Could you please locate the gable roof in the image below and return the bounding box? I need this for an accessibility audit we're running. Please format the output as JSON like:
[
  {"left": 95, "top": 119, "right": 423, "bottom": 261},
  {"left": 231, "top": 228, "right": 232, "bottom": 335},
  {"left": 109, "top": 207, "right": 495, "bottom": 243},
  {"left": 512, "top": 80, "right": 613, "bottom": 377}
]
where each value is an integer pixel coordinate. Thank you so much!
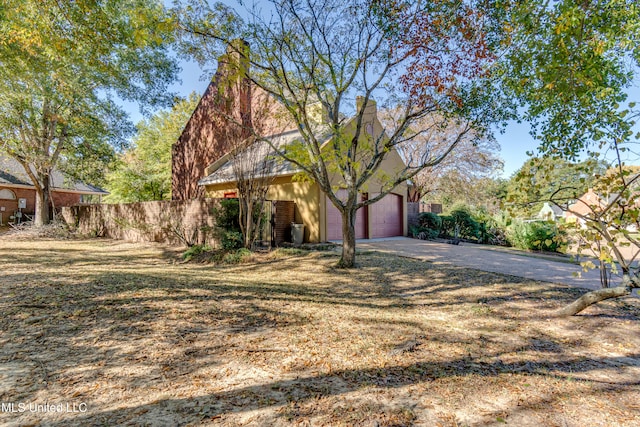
[
  {"left": 198, "top": 127, "right": 332, "bottom": 186},
  {"left": 0, "top": 155, "right": 108, "bottom": 195}
]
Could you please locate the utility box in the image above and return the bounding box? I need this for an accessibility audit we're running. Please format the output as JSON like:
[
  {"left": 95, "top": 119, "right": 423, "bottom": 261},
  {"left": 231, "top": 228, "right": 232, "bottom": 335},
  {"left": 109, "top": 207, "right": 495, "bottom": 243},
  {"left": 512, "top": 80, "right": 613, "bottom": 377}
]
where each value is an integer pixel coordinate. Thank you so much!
[
  {"left": 291, "top": 223, "right": 305, "bottom": 245},
  {"left": 18, "top": 198, "right": 27, "bottom": 209}
]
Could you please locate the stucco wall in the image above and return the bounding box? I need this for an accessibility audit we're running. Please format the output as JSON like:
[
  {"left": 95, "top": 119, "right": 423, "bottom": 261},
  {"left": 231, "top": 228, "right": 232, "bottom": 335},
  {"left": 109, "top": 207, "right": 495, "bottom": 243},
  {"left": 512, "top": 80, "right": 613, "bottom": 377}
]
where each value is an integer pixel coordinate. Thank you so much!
[{"left": 61, "top": 199, "right": 220, "bottom": 246}]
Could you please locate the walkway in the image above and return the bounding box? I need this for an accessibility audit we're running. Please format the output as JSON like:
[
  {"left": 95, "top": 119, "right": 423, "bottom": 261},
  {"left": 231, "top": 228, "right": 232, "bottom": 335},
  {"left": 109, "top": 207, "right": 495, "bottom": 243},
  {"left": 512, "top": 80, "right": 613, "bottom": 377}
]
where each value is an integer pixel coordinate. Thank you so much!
[{"left": 357, "top": 237, "right": 636, "bottom": 293}]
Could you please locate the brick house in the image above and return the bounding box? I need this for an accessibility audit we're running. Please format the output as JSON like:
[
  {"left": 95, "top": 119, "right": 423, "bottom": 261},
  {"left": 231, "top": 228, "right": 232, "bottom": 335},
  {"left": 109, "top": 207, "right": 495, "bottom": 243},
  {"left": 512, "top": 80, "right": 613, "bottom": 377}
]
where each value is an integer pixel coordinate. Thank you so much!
[
  {"left": 199, "top": 98, "right": 408, "bottom": 243},
  {"left": 171, "top": 40, "right": 295, "bottom": 201},
  {"left": 171, "top": 43, "right": 407, "bottom": 243},
  {"left": 0, "top": 155, "right": 107, "bottom": 225}
]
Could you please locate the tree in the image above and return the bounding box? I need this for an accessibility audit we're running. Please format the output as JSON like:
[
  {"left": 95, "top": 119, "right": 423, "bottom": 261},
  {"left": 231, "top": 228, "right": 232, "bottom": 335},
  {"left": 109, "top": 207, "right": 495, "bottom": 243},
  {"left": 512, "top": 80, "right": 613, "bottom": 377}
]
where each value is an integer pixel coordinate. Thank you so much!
[
  {"left": 0, "top": 0, "right": 179, "bottom": 225},
  {"left": 382, "top": 112, "right": 503, "bottom": 204},
  {"left": 228, "top": 138, "right": 273, "bottom": 249},
  {"left": 500, "top": 0, "right": 640, "bottom": 313},
  {"left": 176, "top": 0, "right": 510, "bottom": 267},
  {"left": 433, "top": 173, "right": 506, "bottom": 214},
  {"left": 505, "top": 156, "right": 606, "bottom": 218},
  {"left": 105, "top": 94, "right": 200, "bottom": 203}
]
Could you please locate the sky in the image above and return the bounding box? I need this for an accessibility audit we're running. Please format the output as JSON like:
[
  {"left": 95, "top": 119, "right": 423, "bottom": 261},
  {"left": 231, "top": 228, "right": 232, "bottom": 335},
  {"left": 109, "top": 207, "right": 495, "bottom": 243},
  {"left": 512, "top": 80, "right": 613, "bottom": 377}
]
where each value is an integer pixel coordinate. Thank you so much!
[{"left": 124, "top": 56, "right": 540, "bottom": 179}]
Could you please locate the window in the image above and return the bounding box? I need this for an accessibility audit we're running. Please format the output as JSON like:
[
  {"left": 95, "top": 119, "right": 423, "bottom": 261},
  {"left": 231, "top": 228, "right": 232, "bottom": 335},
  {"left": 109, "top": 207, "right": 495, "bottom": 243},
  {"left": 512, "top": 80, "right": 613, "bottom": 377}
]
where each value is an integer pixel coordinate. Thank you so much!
[{"left": 0, "top": 189, "right": 16, "bottom": 200}]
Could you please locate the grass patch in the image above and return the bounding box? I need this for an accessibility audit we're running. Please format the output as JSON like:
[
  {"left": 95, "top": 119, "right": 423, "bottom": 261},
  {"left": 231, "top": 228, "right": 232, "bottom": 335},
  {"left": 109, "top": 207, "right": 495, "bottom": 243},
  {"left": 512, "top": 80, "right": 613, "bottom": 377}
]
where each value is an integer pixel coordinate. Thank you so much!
[{"left": 0, "top": 237, "right": 638, "bottom": 427}]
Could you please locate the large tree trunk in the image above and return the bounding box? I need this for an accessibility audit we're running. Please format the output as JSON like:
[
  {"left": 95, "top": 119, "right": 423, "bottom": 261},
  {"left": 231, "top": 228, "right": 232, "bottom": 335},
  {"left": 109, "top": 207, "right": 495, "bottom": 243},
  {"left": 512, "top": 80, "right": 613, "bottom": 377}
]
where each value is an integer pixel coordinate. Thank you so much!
[
  {"left": 338, "top": 207, "right": 357, "bottom": 268},
  {"left": 554, "top": 286, "right": 631, "bottom": 317},
  {"left": 33, "top": 178, "right": 51, "bottom": 227}
]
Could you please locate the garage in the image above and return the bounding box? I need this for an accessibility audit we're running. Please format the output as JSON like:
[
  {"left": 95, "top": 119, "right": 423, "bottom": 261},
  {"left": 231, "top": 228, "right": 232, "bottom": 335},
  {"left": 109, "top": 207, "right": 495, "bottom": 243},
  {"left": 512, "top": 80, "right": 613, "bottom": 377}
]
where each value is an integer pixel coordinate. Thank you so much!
[
  {"left": 326, "top": 191, "right": 367, "bottom": 240},
  {"left": 326, "top": 191, "right": 404, "bottom": 240},
  {"left": 370, "top": 192, "right": 403, "bottom": 238}
]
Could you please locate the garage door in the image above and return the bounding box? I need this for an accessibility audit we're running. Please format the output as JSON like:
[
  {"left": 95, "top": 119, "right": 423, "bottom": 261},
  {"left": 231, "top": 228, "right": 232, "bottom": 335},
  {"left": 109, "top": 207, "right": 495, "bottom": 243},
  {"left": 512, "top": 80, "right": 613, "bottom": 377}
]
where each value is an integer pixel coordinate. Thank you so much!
[
  {"left": 370, "top": 193, "right": 403, "bottom": 238},
  {"left": 326, "top": 191, "right": 366, "bottom": 241}
]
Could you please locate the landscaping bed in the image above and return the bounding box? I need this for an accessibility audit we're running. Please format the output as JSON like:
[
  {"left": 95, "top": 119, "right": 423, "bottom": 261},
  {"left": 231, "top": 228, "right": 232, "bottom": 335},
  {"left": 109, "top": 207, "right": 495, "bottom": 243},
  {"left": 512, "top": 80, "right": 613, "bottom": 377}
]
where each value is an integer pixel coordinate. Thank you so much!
[{"left": 0, "top": 237, "right": 638, "bottom": 426}]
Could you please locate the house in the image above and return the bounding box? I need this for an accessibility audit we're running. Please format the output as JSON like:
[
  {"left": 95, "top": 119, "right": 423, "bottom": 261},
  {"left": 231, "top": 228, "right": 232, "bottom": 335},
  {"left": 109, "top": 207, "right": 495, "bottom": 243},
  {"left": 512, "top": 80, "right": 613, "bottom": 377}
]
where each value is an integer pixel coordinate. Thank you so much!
[
  {"left": 564, "top": 187, "right": 640, "bottom": 232},
  {"left": 198, "top": 98, "right": 408, "bottom": 243},
  {"left": 171, "top": 40, "right": 293, "bottom": 201},
  {"left": 0, "top": 155, "right": 107, "bottom": 225},
  {"left": 172, "top": 42, "right": 407, "bottom": 244},
  {"left": 537, "top": 202, "right": 564, "bottom": 221}
]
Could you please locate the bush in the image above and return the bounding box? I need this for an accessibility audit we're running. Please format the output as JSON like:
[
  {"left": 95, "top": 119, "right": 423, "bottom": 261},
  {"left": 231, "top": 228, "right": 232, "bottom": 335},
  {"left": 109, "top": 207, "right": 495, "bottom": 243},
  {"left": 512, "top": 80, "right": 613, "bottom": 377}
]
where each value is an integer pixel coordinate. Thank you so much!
[
  {"left": 182, "top": 244, "right": 212, "bottom": 262},
  {"left": 485, "top": 223, "right": 510, "bottom": 246},
  {"left": 439, "top": 215, "right": 454, "bottom": 238},
  {"left": 410, "top": 212, "right": 441, "bottom": 240},
  {"left": 222, "top": 248, "right": 253, "bottom": 264},
  {"left": 418, "top": 212, "right": 442, "bottom": 230},
  {"left": 213, "top": 198, "right": 240, "bottom": 231},
  {"left": 439, "top": 208, "right": 480, "bottom": 240},
  {"left": 220, "top": 230, "right": 243, "bottom": 250},
  {"left": 477, "top": 215, "right": 511, "bottom": 246},
  {"left": 507, "top": 221, "right": 563, "bottom": 252},
  {"left": 450, "top": 208, "right": 480, "bottom": 240},
  {"left": 212, "top": 199, "right": 243, "bottom": 249}
]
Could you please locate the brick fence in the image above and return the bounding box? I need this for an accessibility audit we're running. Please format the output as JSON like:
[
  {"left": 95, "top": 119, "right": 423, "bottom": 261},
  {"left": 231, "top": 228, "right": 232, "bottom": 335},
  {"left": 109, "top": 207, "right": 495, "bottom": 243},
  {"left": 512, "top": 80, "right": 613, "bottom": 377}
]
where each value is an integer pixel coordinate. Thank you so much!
[
  {"left": 407, "top": 202, "right": 420, "bottom": 228},
  {"left": 60, "top": 199, "right": 221, "bottom": 246}
]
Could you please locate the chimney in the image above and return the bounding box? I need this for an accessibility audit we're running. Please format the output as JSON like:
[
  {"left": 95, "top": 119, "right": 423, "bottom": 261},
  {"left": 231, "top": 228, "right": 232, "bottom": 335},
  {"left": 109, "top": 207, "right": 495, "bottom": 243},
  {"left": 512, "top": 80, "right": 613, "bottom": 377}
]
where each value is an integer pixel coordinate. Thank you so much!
[
  {"left": 307, "top": 95, "right": 330, "bottom": 126},
  {"left": 356, "top": 96, "right": 377, "bottom": 114}
]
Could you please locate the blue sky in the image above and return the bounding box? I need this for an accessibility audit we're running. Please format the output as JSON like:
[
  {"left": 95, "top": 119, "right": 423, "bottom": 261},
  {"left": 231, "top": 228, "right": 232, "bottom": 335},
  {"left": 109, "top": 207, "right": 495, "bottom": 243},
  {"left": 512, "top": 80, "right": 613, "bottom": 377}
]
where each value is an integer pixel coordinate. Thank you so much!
[{"left": 124, "top": 57, "right": 540, "bottom": 179}]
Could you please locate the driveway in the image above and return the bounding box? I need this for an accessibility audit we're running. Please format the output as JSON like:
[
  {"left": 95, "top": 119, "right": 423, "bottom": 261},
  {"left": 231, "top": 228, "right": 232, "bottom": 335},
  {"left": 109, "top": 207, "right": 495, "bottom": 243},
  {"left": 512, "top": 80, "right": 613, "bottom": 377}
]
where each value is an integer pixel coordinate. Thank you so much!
[{"left": 357, "top": 237, "right": 637, "bottom": 293}]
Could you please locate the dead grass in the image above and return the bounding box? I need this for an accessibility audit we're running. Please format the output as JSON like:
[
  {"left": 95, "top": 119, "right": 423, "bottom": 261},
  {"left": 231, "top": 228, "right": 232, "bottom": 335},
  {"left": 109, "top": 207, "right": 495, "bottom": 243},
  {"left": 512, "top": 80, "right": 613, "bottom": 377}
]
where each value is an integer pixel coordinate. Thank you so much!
[{"left": 0, "top": 237, "right": 638, "bottom": 427}]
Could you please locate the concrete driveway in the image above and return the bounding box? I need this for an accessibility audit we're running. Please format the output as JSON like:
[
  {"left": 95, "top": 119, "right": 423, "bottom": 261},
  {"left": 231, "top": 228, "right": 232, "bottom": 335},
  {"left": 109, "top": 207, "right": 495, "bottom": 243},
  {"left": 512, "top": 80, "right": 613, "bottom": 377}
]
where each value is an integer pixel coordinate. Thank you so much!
[{"left": 357, "top": 237, "right": 635, "bottom": 292}]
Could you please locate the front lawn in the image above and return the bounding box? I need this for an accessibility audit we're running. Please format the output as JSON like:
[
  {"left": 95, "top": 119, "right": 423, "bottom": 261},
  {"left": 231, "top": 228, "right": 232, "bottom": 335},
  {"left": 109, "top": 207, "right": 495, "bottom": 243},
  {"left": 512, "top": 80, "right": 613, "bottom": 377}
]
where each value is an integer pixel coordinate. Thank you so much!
[{"left": 0, "top": 237, "right": 638, "bottom": 426}]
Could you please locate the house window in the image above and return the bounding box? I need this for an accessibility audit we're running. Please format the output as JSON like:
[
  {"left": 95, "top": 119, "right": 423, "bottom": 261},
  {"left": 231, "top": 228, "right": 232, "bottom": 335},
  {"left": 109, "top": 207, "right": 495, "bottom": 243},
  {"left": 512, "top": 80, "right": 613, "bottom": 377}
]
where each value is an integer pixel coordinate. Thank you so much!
[
  {"left": 224, "top": 191, "right": 237, "bottom": 198},
  {"left": 0, "top": 189, "right": 16, "bottom": 200}
]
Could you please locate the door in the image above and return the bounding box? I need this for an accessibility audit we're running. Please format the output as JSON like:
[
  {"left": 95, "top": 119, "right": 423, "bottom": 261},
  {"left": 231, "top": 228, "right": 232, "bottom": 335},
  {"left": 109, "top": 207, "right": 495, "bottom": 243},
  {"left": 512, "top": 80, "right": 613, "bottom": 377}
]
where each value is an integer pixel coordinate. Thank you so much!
[
  {"left": 326, "top": 191, "right": 367, "bottom": 241},
  {"left": 370, "top": 193, "right": 403, "bottom": 238}
]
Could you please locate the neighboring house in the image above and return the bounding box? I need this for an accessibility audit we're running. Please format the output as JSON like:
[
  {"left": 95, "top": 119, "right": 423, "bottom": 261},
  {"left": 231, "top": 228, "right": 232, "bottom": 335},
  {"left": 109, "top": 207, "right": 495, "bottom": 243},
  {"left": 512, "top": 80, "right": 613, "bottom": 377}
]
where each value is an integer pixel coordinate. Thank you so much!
[
  {"left": 564, "top": 187, "right": 639, "bottom": 232},
  {"left": 564, "top": 188, "right": 611, "bottom": 226},
  {"left": 198, "top": 99, "right": 408, "bottom": 243},
  {"left": 537, "top": 202, "right": 565, "bottom": 221},
  {"left": 0, "top": 155, "right": 107, "bottom": 225}
]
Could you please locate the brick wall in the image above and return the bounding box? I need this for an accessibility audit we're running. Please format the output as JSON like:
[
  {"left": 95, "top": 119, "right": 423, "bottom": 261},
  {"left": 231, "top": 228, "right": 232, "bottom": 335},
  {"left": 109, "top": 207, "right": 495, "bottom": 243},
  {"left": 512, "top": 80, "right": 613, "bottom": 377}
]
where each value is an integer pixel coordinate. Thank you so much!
[
  {"left": 61, "top": 199, "right": 221, "bottom": 246},
  {"left": 273, "top": 200, "right": 295, "bottom": 245},
  {"left": 52, "top": 192, "right": 82, "bottom": 208},
  {"left": 171, "top": 42, "right": 295, "bottom": 201},
  {"left": 171, "top": 43, "right": 252, "bottom": 201},
  {"left": 407, "top": 202, "right": 420, "bottom": 228}
]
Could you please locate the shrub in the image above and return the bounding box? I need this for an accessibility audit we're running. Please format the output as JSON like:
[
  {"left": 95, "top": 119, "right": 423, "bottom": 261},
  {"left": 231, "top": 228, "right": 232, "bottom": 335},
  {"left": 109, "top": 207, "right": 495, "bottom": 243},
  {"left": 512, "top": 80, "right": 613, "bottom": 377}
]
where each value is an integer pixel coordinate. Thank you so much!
[
  {"left": 439, "top": 208, "right": 480, "bottom": 240},
  {"left": 213, "top": 198, "right": 240, "bottom": 231},
  {"left": 222, "top": 248, "right": 253, "bottom": 264},
  {"left": 220, "top": 230, "right": 243, "bottom": 250},
  {"left": 485, "top": 223, "right": 510, "bottom": 246},
  {"left": 439, "top": 215, "right": 454, "bottom": 238},
  {"left": 479, "top": 215, "right": 511, "bottom": 246},
  {"left": 450, "top": 208, "right": 480, "bottom": 240},
  {"left": 182, "top": 244, "right": 212, "bottom": 261},
  {"left": 212, "top": 199, "right": 243, "bottom": 249},
  {"left": 410, "top": 213, "right": 440, "bottom": 240},
  {"left": 418, "top": 212, "right": 442, "bottom": 230},
  {"left": 507, "top": 220, "right": 563, "bottom": 252}
]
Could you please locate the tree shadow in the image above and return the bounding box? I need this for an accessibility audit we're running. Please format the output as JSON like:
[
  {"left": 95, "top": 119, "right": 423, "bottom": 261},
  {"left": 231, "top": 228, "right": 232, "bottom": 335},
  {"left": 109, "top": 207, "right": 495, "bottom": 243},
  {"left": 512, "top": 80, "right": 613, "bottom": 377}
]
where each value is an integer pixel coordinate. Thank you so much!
[{"left": 1, "top": 241, "right": 638, "bottom": 426}]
